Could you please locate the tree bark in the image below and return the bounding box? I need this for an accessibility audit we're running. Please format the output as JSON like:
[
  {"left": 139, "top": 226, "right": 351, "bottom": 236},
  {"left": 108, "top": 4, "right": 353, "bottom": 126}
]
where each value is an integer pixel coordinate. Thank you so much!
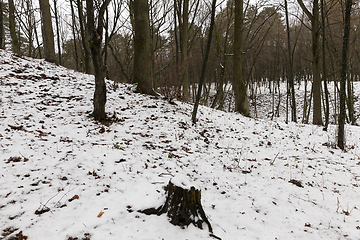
[
  {"left": 192, "top": 0, "right": 216, "bottom": 124},
  {"left": 77, "top": 0, "right": 91, "bottom": 73},
  {"left": 321, "top": 0, "right": 329, "bottom": 130},
  {"left": 39, "top": 0, "right": 57, "bottom": 63},
  {"left": 285, "top": 0, "right": 296, "bottom": 122},
  {"left": 70, "top": 0, "right": 79, "bottom": 71},
  {"left": 53, "top": 0, "right": 62, "bottom": 65},
  {"left": 338, "top": 0, "right": 352, "bottom": 149},
  {"left": 132, "top": 0, "right": 156, "bottom": 95},
  {"left": 9, "top": 0, "right": 21, "bottom": 54},
  {"left": 297, "top": 0, "right": 322, "bottom": 125},
  {"left": 233, "top": 0, "right": 250, "bottom": 116},
  {"left": 86, "top": 0, "right": 111, "bottom": 121},
  {"left": 181, "top": 0, "right": 190, "bottom": 101},
  {"left": 0, "top": 0, "right": 3, "bottom": 49}
]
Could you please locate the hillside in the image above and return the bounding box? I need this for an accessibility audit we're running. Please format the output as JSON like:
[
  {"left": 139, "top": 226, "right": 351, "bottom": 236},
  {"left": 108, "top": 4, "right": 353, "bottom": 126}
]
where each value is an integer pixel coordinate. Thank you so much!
[{"left": 0, "top": 50, "right": 360, "bottom": 240}]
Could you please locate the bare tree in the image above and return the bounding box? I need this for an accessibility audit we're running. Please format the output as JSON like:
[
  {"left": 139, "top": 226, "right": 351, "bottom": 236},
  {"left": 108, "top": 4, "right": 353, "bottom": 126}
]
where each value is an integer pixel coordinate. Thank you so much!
[
  {"left": 69, "top": 0, "right": 79, "bottom": 70},
  {"left": 297, "top": 0, "right": 322, "bottom": 125},
  {"left": 9, "top": 0, "right": 21, "bottom": 54},
  {"left": 39, "top": 0, "right": 57, "bottom": 63},
  {"left": 132, "top": 0, "right": 156, "bottom": 95},
  {"left": 192, "top": 0, "right": 216, "bottom": 124},
  {"left": 338, "top": 0, "right": 352, "bottom": 149},
  {"left": 86, "top": 0, "right": 111, "bottom": 121},
  {"left": 284, "top": 0, "right": 296, "bottom": 122},
  {"left": 77, "top": 0, "right": 91, "bottom": 73},
  {"left": 0, "top": 0, "right": 3, "bottom": 49},
  {"left": 53, "top": 0, "right": 62, "bottom": 65},
  {"left": 233, "top": 0, "right": 250, "bottom": 116}
]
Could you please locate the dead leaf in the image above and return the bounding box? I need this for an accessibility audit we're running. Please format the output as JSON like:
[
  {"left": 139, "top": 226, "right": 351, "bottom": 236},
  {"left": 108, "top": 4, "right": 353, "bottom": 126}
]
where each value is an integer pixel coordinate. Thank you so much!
[{"left": 97, "top": 211, "right": 104, "bottom": 218}]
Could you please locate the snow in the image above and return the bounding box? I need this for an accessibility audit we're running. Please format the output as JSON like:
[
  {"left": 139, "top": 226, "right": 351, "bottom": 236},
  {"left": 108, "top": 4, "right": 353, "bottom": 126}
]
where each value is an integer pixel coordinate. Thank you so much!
[{"left": 0, "top": 49, "right": 360, "bottom": 240}]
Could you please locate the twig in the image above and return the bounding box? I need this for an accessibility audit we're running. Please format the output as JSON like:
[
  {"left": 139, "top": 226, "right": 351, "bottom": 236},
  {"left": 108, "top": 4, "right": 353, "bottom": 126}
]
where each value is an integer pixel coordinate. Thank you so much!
[{"left": 270, "top": 152, "right": 280, "bottom": 165}]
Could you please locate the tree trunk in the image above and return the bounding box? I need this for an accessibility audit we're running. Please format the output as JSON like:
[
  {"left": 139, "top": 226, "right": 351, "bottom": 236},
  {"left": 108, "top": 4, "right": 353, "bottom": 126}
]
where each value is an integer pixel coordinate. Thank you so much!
[
  {"left": 211, "top": 5, "right": 232, "bottom": 110},
  {"left": 0, "top": 0, "right": 3, "bottom": 49},
  {"left": 39, "top": 0, "right": 57, "bottom": 63},
  {"left": 181, "top": 0, "right": 190, "bottom": 101},
  {"left": 70, "top": 0, "right": 79, "bottom": 71},
  {"left": 86, "top": 0, "right": 111, "bottom": 121},
  {"left": 77, "top": 0, "right": 91, "bottom": 73},
  {"left": 233, "top": 0, "right": 250, "bottom": 116},
  {"left": 311, "top": 0, "right": 322, "bottom": 126},
  {"left": 321, "top": 0, "right": 329, "bottom": 130},
  {"left": 192, "top": 0, "right": 216, "bottom": 124},
  {"left": 297, "top": 0, "right": 322, "bottom": 125},
  {"left": 132, "top": 0, "right": 155, "bottom": 95},
  {"left": 53, "top": 0, "right": 62, "bottom": 65},
  {"left": 347, "top": 72, "right": 354, "bottom": 124},
  {"left": 285, "top": 0, "right": 296, "bottom": 122},
  {"left": 338, "top": 0, "right": 352, "bottom": 149},
  {"left": 9, "top": 0, "right": 21, "bottom": 54},
  {"left": 26, "top": 0, "right": 34, "bottom": 57}
]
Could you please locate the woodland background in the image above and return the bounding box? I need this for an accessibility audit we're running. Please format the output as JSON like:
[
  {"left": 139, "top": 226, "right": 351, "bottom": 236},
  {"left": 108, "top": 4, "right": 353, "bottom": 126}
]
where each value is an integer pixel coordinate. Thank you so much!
[{"left": 0, "top": 0, "right": 359, "bottom": 145}]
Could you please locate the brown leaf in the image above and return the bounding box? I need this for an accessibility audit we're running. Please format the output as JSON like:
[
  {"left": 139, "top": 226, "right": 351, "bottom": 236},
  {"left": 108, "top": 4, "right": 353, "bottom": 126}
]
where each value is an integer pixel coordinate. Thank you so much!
[{"left": 97, "top": 211, "right": 104, "bottom": 218}]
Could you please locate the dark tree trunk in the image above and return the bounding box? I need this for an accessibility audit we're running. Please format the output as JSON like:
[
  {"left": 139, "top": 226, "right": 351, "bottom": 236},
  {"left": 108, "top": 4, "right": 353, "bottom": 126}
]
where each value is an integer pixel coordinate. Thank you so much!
[
  {"left": 70, "top": 0, "right": 79, "bottom": 71},
  {"left": 192, "top": 0, "right": 216, "bottom": 124},
  {"left": 211, "top": 4, "right": 232, "bottom": 110},
  {"left": 321, "top": 0, "right": 329, "bottom": 130},
  {"left": 77, "top": 0, "right": 91, "bottom": 73},
  {"left": 0, "top": 0, "right": 3, "bottom": 49},
  {"left": 233, "top": 0, "right": 250, "bottom": 116},
  {"left": 53, "top": 0, "right": 62, "bottom": 65},
  {"left": 139, "top": 180, "right": 213, "bottom": 233},
  {"left": 9, "top": 0, "right": 21, "bottom": 54},
  {"left": 132, "top": 0, "right": 155, "bottom": 95},
  {"left": 311, "top": 0, "right": 322, "bottom": 126},
  {"left": 181, "top": 0, "right": 190, "bottom": 101},
  {"left": 347, "top": 72, "right": 354, "bottom": 124},
  {"left": 297, "top": 0, "right": 322, "bottom": 125},
  {"left": 285, "top": 0, "right": 296, "bottom": 122},
  {"left": 86, "top": 0, "right": 111, "bottom": 121},
  {"left": 39, "top": 0, "right": 57, "bottom": 63},
  {"left": 338, "top": 0, "right": 352, "bottom": 149}
]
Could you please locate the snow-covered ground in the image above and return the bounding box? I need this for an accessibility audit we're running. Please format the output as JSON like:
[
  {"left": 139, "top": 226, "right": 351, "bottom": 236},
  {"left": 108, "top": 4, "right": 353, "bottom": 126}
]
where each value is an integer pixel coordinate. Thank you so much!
[{"left": 1, "top": 49, "right": 360, "bottom": 240}]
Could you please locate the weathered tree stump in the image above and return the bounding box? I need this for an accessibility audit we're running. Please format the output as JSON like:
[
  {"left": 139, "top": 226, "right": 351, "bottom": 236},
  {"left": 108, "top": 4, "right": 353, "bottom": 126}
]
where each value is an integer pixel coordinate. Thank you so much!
[{"left": 139, "top": 179, "right": 213, "bottom": 232}]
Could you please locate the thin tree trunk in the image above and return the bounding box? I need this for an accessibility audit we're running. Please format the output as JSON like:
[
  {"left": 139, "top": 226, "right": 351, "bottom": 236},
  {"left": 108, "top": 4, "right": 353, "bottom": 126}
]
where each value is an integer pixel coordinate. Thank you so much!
[
  {"left": 77, "top": 0, "right": 91, "bottom": 73},
  {"left": 297, "top": 0, "right": 322, "bottom": 125},
  {"left": 53, "top": 0, "right": 62, "bottom": 65},
  {"left": 9, "top": 0, "right": 21, "bottom": 54},
  {"left": 285, "top": 0, "right": 296, "bottom": 122},
  {"left": 0, "top": 0, "right": 3, "bottom": 49},
  {"left": 321, "top": 0, "right": 329, "bottom": 130},
  {"left": 104, "top": 8, "right": 109, "bottom": 79},
  {"left": 70, "top": 0, "right": 79, "bottom": 71},
  {"left": 26, "top": 0, "right": 34, "bottom": 57},
  {"left": 192, "top": 0, "right": 216, "bottom": 124},
  {"left": 338, "top": 0, "right": 352, "bottom": 149},
  {"left": 33, "top": 11, "right": 42, "bottom": 58},
  {"left": 347, "top": 71, "right": 354, "bottom": 124},
  {"left": 86, "top": 0, "right": 111, "bottom": 121},
  {"left": 181, "top": 0, "right": 190, "bottom": 101}
]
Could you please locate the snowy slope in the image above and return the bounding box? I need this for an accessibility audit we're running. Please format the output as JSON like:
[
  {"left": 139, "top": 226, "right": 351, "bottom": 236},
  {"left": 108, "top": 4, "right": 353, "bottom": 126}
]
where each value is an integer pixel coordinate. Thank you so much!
[{"left": 0, "top": 49, "right": 360, "bottom": 240}]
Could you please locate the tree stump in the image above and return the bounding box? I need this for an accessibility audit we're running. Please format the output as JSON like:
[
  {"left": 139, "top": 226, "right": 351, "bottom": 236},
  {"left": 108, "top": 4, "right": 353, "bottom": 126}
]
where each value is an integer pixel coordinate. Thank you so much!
[{"left": 139, "top": 179, "right": 213, "bottom": 232}]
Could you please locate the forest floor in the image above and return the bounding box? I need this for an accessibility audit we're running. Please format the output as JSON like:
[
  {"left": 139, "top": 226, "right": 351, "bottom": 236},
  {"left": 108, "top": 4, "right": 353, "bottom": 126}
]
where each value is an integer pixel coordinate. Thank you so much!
[{"left": 1, "top": 49, "right": 360, "bottom": 240}]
